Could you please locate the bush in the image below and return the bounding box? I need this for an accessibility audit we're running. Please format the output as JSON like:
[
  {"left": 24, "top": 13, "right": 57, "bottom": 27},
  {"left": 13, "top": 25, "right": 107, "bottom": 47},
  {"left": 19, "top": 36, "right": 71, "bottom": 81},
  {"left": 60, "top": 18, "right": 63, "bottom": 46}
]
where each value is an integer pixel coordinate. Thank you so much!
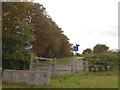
[
  {"left": 2, "top": 59, "right": 30, "bottom": 70},
  {"left": 83, "top": 51, "right": 118, "bottom": 72}
]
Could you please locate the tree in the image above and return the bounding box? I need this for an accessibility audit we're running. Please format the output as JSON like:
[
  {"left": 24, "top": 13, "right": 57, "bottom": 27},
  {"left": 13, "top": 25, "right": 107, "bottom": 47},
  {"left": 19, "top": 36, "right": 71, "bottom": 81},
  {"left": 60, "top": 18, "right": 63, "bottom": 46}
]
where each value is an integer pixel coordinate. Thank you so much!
[
  {"left": 2, "top": 2, "right": 72, "bottom": 70},
  {"left": 31, "top": 3, "right": 71, "bottom": 58},
  {"left": 83, "top": 44, "right": 117, "bottom": 71},
  {"left": 93, "top": 44, "right": 109, "bottom": 54},
  {"left": 82, "top": 48, "right": 92, "bottom": 55},
  {"left": 2, "top": 2, "right": 35, "bottom": 69}
]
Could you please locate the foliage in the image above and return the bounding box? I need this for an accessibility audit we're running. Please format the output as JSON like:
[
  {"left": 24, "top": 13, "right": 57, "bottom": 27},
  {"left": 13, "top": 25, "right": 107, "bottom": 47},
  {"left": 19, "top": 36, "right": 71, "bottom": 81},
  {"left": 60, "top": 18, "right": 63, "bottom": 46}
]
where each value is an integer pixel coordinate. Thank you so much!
[
  {"left": 82, "top": 48, "right": 92, "bottom": 55},
  {"left": 2, "top": 2, "right": 35, "bottom": 58},
  {"left": 93, "top": 44, "right": 109, "bottom": 54},
  {"left": 31, "top": 3, "right": 71, "bottom": 58},
  {"left": 82, "top": 44, "right": 118, "bottom": 71},
  {"left": 3, "top": 59, "right": 29, "bottom": 70},
  {"left": 2, "top": 2, "right": 35, "bottom": 69},
  {"left": 2, "top": 2, "right": 72, "bottom": 70}
]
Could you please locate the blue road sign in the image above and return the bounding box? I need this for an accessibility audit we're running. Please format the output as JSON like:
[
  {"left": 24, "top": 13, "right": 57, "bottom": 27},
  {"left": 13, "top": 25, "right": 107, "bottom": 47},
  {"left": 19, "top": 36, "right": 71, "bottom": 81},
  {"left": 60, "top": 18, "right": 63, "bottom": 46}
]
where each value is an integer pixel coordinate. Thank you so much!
[
  {"left": 25, "top": 45, "right": 33, "bottom": 50},
  {"left": 72, "top": 44, "right": 80, "bottom": 51},
  {"left": 73, "top": 46, "right": 78, "bottom": 51}
]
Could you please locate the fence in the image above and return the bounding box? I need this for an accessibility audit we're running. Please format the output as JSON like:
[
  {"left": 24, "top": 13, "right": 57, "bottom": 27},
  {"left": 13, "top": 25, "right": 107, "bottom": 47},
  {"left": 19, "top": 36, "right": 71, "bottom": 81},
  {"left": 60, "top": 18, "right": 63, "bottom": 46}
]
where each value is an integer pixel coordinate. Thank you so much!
[
  {"left": 2, "top": 57, "right": 88, "bottom": 86},
  {"left": 33, "top": 57, "right": 87, "bottom": 76}
]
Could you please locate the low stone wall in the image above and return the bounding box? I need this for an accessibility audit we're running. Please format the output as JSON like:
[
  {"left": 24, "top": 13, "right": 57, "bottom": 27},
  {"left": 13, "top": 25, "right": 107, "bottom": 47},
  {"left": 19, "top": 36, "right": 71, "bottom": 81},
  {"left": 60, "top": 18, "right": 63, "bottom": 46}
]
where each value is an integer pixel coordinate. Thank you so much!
[{"left": 3, "top": 69, "right": 50, "bottom": 85}]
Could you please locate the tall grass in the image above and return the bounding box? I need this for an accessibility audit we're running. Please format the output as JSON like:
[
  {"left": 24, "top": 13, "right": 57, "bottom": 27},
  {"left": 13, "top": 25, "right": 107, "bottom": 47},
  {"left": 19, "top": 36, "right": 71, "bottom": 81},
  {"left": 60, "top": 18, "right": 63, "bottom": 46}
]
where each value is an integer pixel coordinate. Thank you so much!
[{"left": 49, "top": 70, "right": 118, "bottom": 88}]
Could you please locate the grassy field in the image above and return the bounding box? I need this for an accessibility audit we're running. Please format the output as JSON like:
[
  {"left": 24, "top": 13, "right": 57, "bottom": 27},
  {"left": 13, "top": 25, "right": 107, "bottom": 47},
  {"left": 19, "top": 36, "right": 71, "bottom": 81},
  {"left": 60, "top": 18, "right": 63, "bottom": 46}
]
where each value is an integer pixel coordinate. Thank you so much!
[
  {"left": 35, "top": 57, "right": 75, "bottom": 65},
  {"left": 2, "top": 71, "right": 118, "bottom": 88},
  {"left": 49, "top": 71, "right": 118, "bottom": 88}
]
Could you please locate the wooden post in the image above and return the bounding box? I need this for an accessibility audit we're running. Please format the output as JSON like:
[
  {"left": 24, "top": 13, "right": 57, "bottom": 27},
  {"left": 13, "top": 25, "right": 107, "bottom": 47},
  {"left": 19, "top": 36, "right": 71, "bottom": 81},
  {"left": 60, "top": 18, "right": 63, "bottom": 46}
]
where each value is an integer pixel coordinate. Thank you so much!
[
  {"left": 71, "top": 58, "right": 75, "bottom": 75},
  {"left": 29, "top": 53, "right": 34, "bottom": 70},
  {"left": 74, "top": 52, "right": 77, "bottom": 73},
  {"left": 71, "top": 65, "right": 74, "bottom": 75},
  {"left": 75, "top": 58, "right": 77, "bottom": 73},
  {"left": 52, "top": 58, "right": 56, "bottom": 77},
  {"left": 86, "top": 60, "right": 89, "bottom": 72}
]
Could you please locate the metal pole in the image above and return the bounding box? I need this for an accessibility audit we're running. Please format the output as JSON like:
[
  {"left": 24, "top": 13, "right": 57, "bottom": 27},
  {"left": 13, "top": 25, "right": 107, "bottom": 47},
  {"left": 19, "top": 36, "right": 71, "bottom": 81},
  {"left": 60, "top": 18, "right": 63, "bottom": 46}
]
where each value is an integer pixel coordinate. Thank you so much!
[{"left": 75, "top": 51, "right": 77, "bottom": 72}]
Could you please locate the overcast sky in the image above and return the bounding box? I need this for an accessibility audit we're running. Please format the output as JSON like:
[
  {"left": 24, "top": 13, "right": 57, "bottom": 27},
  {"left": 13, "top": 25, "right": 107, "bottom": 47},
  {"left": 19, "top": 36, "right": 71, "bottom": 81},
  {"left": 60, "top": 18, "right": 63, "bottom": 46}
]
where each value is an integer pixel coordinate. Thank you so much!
[{"left": 34, "top": 0, "right": 119, "bottom": 53}]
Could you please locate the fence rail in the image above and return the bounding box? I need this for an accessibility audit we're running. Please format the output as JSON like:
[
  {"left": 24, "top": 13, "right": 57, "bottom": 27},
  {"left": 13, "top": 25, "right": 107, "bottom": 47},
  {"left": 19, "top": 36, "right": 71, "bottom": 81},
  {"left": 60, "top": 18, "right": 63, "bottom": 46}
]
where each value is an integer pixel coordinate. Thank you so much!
[{"left": 33, "top": 57, "right": 88, "bottom": 76}]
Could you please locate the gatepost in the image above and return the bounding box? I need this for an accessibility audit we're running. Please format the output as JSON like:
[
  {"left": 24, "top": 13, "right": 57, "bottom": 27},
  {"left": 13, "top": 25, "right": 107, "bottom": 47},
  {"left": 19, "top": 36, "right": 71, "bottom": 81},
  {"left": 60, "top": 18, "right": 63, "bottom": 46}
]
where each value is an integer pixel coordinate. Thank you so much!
[{"left": 52, "top": 58, "right": 56, "bottom": 77}]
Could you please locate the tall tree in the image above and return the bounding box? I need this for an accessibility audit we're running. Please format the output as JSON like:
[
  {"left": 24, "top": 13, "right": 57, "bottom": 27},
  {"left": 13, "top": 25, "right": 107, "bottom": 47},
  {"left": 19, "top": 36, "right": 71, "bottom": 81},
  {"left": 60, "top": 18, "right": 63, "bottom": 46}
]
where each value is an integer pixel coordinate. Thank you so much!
[
  {"left": 2, "top": 2, "right": 35, "bottom": 69},
  {"left": 82, "top": 48, "right": 92, "bottom": 55},
  {"left": 31, "top": 3, "right": 71, "bottom": 58},
  {"left": 2, "top": 2, "right": 72, "bottom": 70},
  {"left": 93, "top": 44, "right": 109, "bottom": 54}
]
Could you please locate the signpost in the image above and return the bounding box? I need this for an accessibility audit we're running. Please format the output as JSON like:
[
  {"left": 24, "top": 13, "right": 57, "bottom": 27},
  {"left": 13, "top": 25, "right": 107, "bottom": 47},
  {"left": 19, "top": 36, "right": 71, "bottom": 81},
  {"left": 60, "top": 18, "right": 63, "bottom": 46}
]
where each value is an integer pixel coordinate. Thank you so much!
[
  {"left": 73, "top": 46, "right": 78, "bottom": 51},
  {"left": 25, "top": 45, "right": 33, "bottom": 50},
  {"left": 72, "top": 44, "right": 80, "bottom": 54},
  {"left": 25, "top": 45, "right": 33, "bottom": 70},
  {"left": 72, "top": 44, "right": 80, "bottom": 72}
]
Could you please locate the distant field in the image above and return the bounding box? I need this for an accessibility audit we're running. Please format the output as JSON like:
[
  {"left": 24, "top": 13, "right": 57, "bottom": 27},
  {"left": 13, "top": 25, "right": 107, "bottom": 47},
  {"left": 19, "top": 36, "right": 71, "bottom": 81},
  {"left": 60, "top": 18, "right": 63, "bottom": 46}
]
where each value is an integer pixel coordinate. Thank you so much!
[
  {"left": 2, "top": 71, "right": 118, "bottom": 88},
  {"left": 35, "top": 57, "right": 75, "bottom": 65}
]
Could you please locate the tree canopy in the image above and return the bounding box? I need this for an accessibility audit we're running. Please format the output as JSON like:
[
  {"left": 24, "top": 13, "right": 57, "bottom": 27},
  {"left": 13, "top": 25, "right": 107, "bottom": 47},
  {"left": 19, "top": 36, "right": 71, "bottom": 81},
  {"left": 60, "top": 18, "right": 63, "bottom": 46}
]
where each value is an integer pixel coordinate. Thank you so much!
[
  {"left": 82, "top": 44, "right": 118, "bottom": 71},
  {"left": 2, "top": 2, "right": 72, "bottom": 69},
  {"left": 82, "top": 48, "right": 92, "bottom": 55},
  {"left": 2, "top": 2, "right": 35, "bottom": 60},
  {"left": 93, "top": 44, "right": 109, "bottom": 54}
]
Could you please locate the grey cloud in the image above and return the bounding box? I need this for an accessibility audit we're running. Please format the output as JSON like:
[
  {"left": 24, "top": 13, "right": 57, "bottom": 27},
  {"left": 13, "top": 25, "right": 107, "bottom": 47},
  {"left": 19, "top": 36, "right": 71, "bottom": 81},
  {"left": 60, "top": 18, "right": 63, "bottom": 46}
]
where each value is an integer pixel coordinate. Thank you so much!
[
  {"left": 86, "top": 28, "right": 100, "bottom": 35},
  {"left": 86, "top": 27, "right": 118, "bottom": 37},
  {"left": 99, "top": 27, "right": 118, "bottom": 37}
]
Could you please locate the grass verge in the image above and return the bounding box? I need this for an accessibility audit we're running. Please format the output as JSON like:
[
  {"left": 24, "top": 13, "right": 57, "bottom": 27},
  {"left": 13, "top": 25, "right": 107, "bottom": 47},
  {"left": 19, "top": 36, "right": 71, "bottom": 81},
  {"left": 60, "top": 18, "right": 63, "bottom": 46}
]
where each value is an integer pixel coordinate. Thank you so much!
[{"left": 2, "top": 71, "right": 118, "bottom": 88}]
